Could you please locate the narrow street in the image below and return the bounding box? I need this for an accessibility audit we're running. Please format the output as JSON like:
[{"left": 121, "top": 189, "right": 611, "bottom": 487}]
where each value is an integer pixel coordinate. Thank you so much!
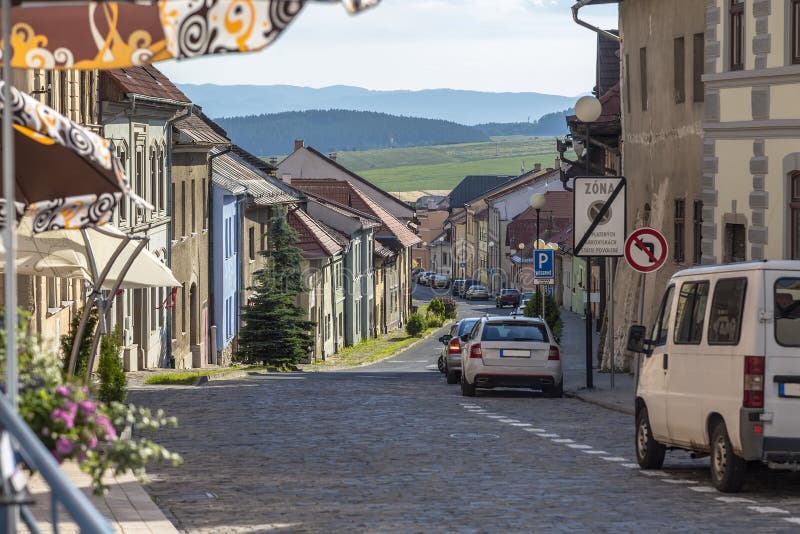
[{"left": 129, "top": 286, "right": 800, "bottom": 533}]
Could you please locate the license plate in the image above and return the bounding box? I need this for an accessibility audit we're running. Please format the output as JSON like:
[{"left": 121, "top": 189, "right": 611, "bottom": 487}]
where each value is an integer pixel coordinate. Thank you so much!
[
  {"left": 780, "top": 383, "right": 800, "bottom": 398},
  {"left": 500, "top": 349, "right": 530, "bottom": 358}
]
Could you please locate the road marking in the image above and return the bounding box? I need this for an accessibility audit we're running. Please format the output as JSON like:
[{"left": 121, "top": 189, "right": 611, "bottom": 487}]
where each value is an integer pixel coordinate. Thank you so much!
[
  {"left": 510, "top": 423, "right": 531, "bottom": 427},
  {"left": 662, "top": 479, "right": 697, "bottom": 484},
  {"left": 621, "top": 463, "right": 639, "bottom": 469},
  {"left": 582, "top": 450, "right": 609, "bottom": 455},
  {"left": 601, "top": 457, "right": 628, "bottom": 462},
  {"left": 486, "top": 415, "right": 505, "bottom": 419},
  {"left": 639, "top": 471, "right": 670, "bottom": 477},
  {"left": 716, "top": 497, "right": 757, "bottom": 504},
  {"left": 748, "top": 506, "right": 789, "bottom": 514},
  {"left": 784, "top": 518, "right": 800, "bottom": 525},
  {"left": 524, "top": 428, "right": 546, "bottom": 433},
  {"left": 688, "top": 486, "right": 716, "bottom": 493},
  {"left": 567, "top": 444, "right": 591, "bottom": 449},
  {"left": 497, "top": 419, "right": 516, "bottom": 423},
  {"left": 539, "top": 433, "right": 559, "bottom": 437},
  {"left": 551, "top": 439, "right": 574, "bottom": 443}
]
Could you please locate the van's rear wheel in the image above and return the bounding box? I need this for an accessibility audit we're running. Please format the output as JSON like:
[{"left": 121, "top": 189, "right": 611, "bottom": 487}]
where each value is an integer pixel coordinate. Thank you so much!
[
  {"left": 636, "top": 406, "right": 666, "bottom": 469},
  {"left": 710, "top": 421, "right": 746, "bottom": 493}
]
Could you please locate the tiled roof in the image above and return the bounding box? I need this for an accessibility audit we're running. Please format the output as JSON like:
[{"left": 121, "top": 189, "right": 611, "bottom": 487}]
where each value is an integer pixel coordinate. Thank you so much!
[
  {"left": 289, "top": 208, "right": 343, "bottom": 259},
  {"left": 507, "top": 216, "right": 572, "bottom": 254},
  {"left": 512, "top": 191, "right": 573, "bottom": 221},
  {"left": 174, "top": 113, "right": 229, "bottom": 146},
  {"left": 303, "top": 191, "right": 381, "bottom": 229},
  {"left": 597, "top": 31, "right": 620, "bottom": 96},
  {"left": 447, "top": 208, "right": 467, "bottom": 225},
  {"left": 104, "top": 65, "right": 190, "bottom": 102},
  {"left": 449, "top": 175, "right": 516, "bottom": 209},
  {"left": 374, "top": 239, "right": 396, "bottom": 259},
  {"left": 567, "top": 82, "right": 621, "bottom": 128},
  {"left": 291, "top": 179, "right": 420, "bottom": 248},
  {"left": 212, "top": 148, "right": 298, "bottom": 204}
]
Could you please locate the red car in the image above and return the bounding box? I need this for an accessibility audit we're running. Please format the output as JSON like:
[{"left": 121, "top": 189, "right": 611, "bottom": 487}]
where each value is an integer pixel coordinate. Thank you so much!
[{"left": 495, "top": 288, "right": 521, "bottom": 308}]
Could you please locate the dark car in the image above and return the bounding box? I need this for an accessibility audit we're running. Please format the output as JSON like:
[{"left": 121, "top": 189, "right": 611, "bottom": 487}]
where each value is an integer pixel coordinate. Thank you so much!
[
  {"left": 451, "top": 279, "right": 466, "bottom": 295},
  {"left": 458, "top": 279, "right": 480, "bottom": 298},
  {"left": 495, "top": 288, "right": 521, "bottom": 308}
]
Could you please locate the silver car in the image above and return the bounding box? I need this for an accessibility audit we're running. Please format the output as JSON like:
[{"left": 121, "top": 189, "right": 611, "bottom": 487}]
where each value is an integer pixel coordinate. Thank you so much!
[
  {"left": 438, "top": 318, "right": 481, "bottom": 384},
  {"left": 464, "top": 284, "right": 489, "bottom": 300}
]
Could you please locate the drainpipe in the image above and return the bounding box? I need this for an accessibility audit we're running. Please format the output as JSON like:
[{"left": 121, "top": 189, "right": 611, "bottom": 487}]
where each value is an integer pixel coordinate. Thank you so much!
[
  {"left": 571, "top": 0, "right": 620, "bottom": 42},
  {"left": 207, "top": 146, "right": 232, "bottom": 363}
]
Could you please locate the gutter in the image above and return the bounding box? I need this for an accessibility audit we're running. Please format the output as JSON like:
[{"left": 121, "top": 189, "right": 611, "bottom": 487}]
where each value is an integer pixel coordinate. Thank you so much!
[{"left": 571, "top": 0, "right": 620, "bottom": 42}]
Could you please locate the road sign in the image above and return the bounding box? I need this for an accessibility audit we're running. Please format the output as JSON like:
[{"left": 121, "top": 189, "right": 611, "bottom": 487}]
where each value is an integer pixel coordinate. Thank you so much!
[
  {"left": 533, "top": 278, "right": 553, "bottom": 286},
  {"left": 459, "top": 261, "right": 466, "bottom": 268},
  {"left": 545, "top": 286, "right": 554, "bottom": 297},
  {"left": 534, "top": 249, "right": 554, "bottom": 278},
  {"left": 624, "top": 227, "right": 668, "bottom": 273},
  {"left": 573, "top": 176, "right": 626, "bottom": 257}
]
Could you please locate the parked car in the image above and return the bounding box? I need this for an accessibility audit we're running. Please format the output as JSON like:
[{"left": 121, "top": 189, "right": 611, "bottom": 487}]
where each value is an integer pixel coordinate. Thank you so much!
[
  {"left": 495, "top": 288, "right": 521, "bottom": 308},
  {"left": 451, "top": 279, "right": 466, "bottom": 295},
  {"left": 438, "top": 318, "right": 481, "bottom": 384},
  {"left": 411, "top": 267, "right": 425, "bottom": 281},
  {"left": 431, "top": 274, "right": 451, "bottom": 289},
  {"left": 627, "top": 261, "right": 800, "bottom": 493},
  {"left": 464, "top": 285, "right": 489, "bottom": 300},
  {"left": 459, "top": 315, "right": 562, "bottom": 397},
  {"left": 418, "top": 271, "right": 435, "bottom": 286},
  {"left": 510, "top": 305, "right": 526, "bottom": 317},
  {"left": 459, "top": 279, "right": 480, "bottom": 298}
]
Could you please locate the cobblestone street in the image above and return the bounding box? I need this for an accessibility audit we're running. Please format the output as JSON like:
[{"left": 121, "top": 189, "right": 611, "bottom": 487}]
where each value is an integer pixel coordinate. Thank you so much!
[{"left": 129, "top": 292, "right": 800, "bottom": 532}]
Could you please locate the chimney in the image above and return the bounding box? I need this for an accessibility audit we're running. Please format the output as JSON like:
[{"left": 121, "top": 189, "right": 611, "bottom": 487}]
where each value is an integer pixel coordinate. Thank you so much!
[
  {"left": 328, "top": 152, "right": 337, "bottom": 162},
  {"left": 281, "top": 173, "right": 292, "bottom": 185},
  {"left": 533, "top": 163, "right": 542, "bottom": 172},
  {"left": 294, "top": 139, "right": 304, "bottom": 151}
]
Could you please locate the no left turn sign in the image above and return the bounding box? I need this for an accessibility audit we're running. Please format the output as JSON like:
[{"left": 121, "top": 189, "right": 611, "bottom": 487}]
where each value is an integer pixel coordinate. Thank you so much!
[{"left": 624, "top": 227, "right": 668, "bottom": 273}]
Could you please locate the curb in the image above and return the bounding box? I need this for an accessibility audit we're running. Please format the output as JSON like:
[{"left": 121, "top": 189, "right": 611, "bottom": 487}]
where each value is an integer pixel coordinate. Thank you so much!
[
  {"left": 565, "top": 390, "right": 635, "bottom": 416},
  {"left": 194, "top": 370, "right": 250, "bottom": 385},
  {"left": 329, "top": 324, "right": 450, "bottom": 371}
]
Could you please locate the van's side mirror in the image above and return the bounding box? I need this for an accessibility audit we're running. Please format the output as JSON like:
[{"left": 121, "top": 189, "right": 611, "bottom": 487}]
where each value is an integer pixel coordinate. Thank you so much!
[
  {"left": 627, "top": 325, "right": 651, "bottom": 355},
  {"left": 439, "top": 335, "right": 450, "bottom": 344}
]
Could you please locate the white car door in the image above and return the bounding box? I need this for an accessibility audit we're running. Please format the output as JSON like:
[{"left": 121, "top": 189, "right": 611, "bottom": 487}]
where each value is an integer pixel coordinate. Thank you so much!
[{"left": 639, "top": 285, "right": 675, "bottom": 443}]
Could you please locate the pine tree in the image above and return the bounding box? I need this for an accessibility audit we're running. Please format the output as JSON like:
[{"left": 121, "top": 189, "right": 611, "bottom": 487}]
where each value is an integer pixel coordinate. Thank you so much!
[{"left": 237, "top": 208, "right": 315, "bottom": 368}]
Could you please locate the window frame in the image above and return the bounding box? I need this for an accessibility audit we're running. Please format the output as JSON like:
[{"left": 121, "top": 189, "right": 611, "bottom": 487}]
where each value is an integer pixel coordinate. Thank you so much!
[
  {"left": 639, "top": 47, "right": 648, "bottom": 111},
  {"left": 674, "top": 36, "right": 686, "bottom": 104},
  {"left": 730, "top": 0, "right": 744, "bottom": 71},
  {"left": 651, "top": 285, "right": 676, "bottom": 347},
  {"left": 673, "top": 280, "right": 710, "bottom": 345},
  {"left": 693, "top": 33, "right": 705, "bottom": 102},
  {"left": 693, "top": 200, "right": 704, "bottom": 265},
  {"left": 791, "top": 171, "right": 800, "bottom": 260},
  {"left": 775, "top": 277, "right": 800, "bottom": 347},
  {"left": 708, "top": 277, "right": 747, "bottom": 346},
  {"left": 674, "top": 198, "right": 686, "bottom": 263},
  {"left": 793, "top": 0, "right": 800, "bottom": 64}
]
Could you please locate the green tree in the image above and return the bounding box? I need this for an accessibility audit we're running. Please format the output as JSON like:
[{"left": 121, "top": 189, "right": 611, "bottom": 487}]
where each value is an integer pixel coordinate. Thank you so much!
[
  {"left": 60, "top": 306, "right": 98, "bottom": 379},
  {"left": 427, "top": 298, "right": 445, "bottom": 318},
  {"left": 97, "top": 327, "right": 127, "bottom": 404},
  {"left": 523, "top": 291, "right": 563, "bottom": 338},
  {"left": 405, "top": 313, "right": 427, "bottom": 337},
  {"left": 237, "top": 208, "right": 315, "bottom": 368}
]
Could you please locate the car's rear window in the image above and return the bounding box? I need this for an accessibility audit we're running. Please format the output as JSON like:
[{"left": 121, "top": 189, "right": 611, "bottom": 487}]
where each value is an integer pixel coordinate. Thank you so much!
[
  {"left": 481, "top": 322, "right": 549, "bottom": 342},
  {"left": 775, "top": 277, "right": 800, "bottom": 347},
  {"left": 458, "top": 319, "right": 479, "bottom": 335},
  {"left": 502, "top": 289, "right": 519, "bottom": 295}
]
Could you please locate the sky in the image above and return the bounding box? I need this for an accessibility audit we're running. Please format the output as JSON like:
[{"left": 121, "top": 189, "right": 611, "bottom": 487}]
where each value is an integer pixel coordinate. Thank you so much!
[{"left": 158, "top": 0, "right": 618, "bottom": 97}]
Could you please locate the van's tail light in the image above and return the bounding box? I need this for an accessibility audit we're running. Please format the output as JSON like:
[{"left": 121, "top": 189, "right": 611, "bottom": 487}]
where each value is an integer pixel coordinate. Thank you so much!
[
  {"left": 448, "top": 339, "right": 461, "bottom": 355},
  {"left": 469, "top": 343, "right": 482, "bottom": 359},
  {"left": 548, "top": 346, "right": 560, "bottom": 361},
  {"left": 744, "top": 356, "right": 765, "bottom": 408}
]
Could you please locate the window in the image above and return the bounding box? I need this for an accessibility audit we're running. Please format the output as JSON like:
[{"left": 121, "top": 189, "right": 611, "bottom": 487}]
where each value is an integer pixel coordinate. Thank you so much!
[
  {"left": 625, "top": 53, "right": 632, "bottom": 114},
  {"left": 59, "top": 71, "right": 68, "bottom": 113},
  {"left": 260, "top": 223, "right": 265, "bottom": 251},
  {"left": 640, "top": 47, "right": 648, "bottom": 111},
  {"left": 443, "top": 252, "right": 448, "bottom": 266},
  {"left": 724, "top": 223, "right": 746, "bottom": 262},
  {"left": 190, "top": 179, "right": 196, "bottom": 233},
  {"left": 181, "top": 182, "right": 186, "bottom": 237},
  {"left": 674, "top": 37, "right": 685, "bottom": 104},
  {"left": 651, "top": 285, "right": 675, "bottom": 346},
  {"left": 693, "top": 33, "right": 705, "bottom": 102},
  {"left": 693, "top": 200, "right": 703, "bottom": 265},
  {"left": 249, "top": 226, "right": 255, "bottom": 260},
  {"left": 674, "top": 281, "right": 709, "bottom": 344},
  {"left": 150, "top": 288, "right": 157, "bottom": 330},
  {"left": 202, "top": 178, "right": 207, "bottom": 228},
  {"left": 118, "top": 148, "right": 127, "bottom": 222},
  {"left": 775, "top": 278, "right": 800, "bottom": 346},
  {"left": 709, "top": 278, "right": 746, "bottom": 344},
  {"left": 674, "top": 199, "right": 685, "bottom": 263},
  {"left": 181, "top": 284, "right": 187, "bottom": 333},
  {"left": 793, "top": 0, "right": 800, "bottom": 64},
  {"left": 150, "top": 148, "right": 156, "bottom": 209},
  {"left": 480, "top": 322, "right": 548, "bottom": 343},
  {"left": 791, "top": 172, "right": 800, "bottom": 259},
  {"left": 158, "top": 151, "right": 165, "bottom": 212},
  {"left": 135, "top": 146, "right": 144, "bottom": 224},
  {"left": 730, "top": 0, "right": 744, "bottom": 71}
]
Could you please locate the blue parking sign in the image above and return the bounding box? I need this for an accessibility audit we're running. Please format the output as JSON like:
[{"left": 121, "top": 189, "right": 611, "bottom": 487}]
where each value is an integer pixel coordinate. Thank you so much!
[{"left": 534, "top": 250, "right": 554, "bottom": 278}]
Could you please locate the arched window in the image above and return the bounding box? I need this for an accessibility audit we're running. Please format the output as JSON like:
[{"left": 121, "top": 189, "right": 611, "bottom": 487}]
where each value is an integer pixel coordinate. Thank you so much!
[
  {"left": 791, "top": 171, "right": 800, "bottom": 259},
  {"left": 116, "top": 142, "right": 129, "bottom": 223},
  {"left": 158, "top": 143, "right": 166, "bottom": 213},
  {"left": 150, "top": 147, "right": 157, "bottom": 213}
]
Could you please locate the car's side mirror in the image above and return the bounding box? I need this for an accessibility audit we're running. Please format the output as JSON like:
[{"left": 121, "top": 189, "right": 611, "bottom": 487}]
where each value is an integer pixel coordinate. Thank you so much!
[
  {"left": 627, "top": 325, "right": 652, "bottom": 355},
  {"left": 439, "top": 335, "right": 450, "bottom": 344},
  {"left": 460, "top": 334, "right": 470, "bottom": 342}
]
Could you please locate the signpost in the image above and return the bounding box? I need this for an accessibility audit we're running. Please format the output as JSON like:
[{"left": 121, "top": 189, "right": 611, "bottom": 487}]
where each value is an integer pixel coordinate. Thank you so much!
[
  {"left": 533, "top": 249, "right": 554, "bottom": 319},
  {"left": 573, "top": 176, "right": 627, "bottom": 390}
]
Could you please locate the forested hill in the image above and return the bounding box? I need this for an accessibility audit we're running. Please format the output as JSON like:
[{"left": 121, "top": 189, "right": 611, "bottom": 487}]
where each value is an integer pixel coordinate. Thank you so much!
[
  {"left": 215, "top": 109, "right": 490, "bottom": 156},
  {"left": 474, "top": 108, "right": 574, "bottom": 137}
]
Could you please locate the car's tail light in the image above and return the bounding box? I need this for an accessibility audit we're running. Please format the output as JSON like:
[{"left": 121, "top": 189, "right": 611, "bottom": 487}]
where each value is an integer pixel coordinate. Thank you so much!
[
  {"left": 448, "top": 338, "right": 461, "bottom": 354},
  {"left": 743, "top": 356, "right": 765, "bottom": 408},
  {"left": 548, "top": 346, "right": 560, "bottom": 361},
  {"left": 470, "top": 343, "right": 482, "bottom": 359}
]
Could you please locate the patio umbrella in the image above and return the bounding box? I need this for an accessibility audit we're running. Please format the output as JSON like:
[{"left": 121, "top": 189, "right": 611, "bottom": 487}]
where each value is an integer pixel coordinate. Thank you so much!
[
  {"left": 3, "top": 0, "right": 378, "bottom": 70},
  {"left": 0, "top": 80, "right": 144, "bottom": 232}
]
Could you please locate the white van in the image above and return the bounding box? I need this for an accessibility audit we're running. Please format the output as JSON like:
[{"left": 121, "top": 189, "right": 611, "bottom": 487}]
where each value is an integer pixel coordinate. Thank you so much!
[{"left": 627, "top": 261, "right": 800, "bottom": 492}]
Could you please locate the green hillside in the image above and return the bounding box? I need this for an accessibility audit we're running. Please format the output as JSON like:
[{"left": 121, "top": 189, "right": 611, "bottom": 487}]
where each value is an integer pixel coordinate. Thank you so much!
[{"left": 336, "top": 138, "right": 558, "bottom": 192}]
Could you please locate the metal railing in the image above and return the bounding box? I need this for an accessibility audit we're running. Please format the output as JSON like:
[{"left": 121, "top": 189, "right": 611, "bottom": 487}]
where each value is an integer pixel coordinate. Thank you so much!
[{"left": 0, "top": 396, "right": 113, "bottom": 533}]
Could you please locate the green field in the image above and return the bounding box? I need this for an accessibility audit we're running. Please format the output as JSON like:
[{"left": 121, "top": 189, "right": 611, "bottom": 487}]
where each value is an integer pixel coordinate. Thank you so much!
[{"left": 335, "top": 138, "right": 558, "bottom": 192}]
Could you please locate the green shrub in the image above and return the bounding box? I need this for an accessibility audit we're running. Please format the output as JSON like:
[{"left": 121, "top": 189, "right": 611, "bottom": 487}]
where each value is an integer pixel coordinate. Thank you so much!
[
  {"left": 523, "top": 291, "right": 563, "bottom": 338},
  {"left": 60, "top": 307, "right": 98, "bottom": 379},
  {"left": 405, "top": 313, "right": 427, "bottom": 337},
  {"left": 427, "top": 298, "right": 445, "bottom": 318},
  {"left": 97, "top": 328, "right": 127, "bottom": 404},
  {"left": 427, "top": 314, "right": 444, "bottom": 328},
  {"left": 440, "top": 296, "right": 458, "bottom": 320}
]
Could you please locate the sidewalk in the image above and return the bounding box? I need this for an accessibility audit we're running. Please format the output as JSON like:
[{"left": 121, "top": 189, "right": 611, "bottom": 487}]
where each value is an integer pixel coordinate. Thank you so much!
[
  {"left": 559, "top": 309, "right": 636, "bottom": 416},
  {"left": 20, "top": 462, "right": 178, "bottom": 534}
]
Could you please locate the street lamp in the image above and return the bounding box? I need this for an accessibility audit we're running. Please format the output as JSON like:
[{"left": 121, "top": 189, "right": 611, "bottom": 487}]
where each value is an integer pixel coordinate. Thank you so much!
[
  {"left": 530, "top": 193, "right": 546, "bottom": 318},
  {"left": 575, "top": 94, "right": 602, "bottom": 390}
]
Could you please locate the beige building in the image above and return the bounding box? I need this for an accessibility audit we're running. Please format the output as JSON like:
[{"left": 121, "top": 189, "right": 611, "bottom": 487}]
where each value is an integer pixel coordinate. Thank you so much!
[
  {"left": 412, "top": 208, "right": 449, "bottom": 271},
  {"left": 703, "top": 0, "right": 800, "bottom": 261}
]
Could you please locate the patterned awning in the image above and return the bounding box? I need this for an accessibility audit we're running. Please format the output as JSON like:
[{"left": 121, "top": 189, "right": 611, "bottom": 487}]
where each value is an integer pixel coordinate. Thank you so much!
[{"left": 4, "top": 0, "right": 379, "bottom": 69}]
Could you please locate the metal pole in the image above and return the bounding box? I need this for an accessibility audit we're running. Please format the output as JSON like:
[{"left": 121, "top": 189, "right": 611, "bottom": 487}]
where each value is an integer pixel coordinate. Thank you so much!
[
  {"left": 608, "top": 257, "right": 615, "bottom": 389},
  {"left": 536, "top": 207, "right": 541, "bottom": 318},
  {"left": 585, "top": 122, "right": 593, "bottom": 389}
]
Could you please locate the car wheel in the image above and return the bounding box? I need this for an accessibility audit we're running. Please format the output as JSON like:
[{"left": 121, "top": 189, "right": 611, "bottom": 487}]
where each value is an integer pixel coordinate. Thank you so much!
[
  {"left": 636, "top": 406, "right": 666, "bottom": 469},
  {"left": 710, "top": 421, "right": 747, "bottom": 493},
  {"left": 543, "top": 381, "right": 563, "bottom": 398},
  {"left": 437, "top": 355, "right": 445, "bottom": 373},
  {"left": 460, "top": 374, "right": 476, "bottom": 397},
  {"left": 446, "top": 371, "right": 459, "bottom": 385}
]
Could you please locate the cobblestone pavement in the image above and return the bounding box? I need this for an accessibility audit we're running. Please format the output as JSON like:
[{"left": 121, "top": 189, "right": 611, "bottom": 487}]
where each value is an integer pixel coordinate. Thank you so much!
[{"left": 129, "top": 288, "right": 800, "bottom": 533}]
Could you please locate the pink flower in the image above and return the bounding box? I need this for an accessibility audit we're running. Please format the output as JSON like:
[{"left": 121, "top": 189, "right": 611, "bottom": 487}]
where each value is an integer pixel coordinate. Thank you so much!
[
  {"left": 55, "top": 385, "right": 71, "bottom": 397},
  {"left": 95, "top": 416, "right": 117, "bottom": 440},
  {"left": 55, "top": 438, "right": 73, "bottom": 458},
  {"left": 88, "top": 435, "right": 98, "bottom": 449},
  {"left": 51, "top": 408, "right": 75, "bottom": 429},
  {"left": 78, "top": 400, "right": 95, "bottom": 416}
]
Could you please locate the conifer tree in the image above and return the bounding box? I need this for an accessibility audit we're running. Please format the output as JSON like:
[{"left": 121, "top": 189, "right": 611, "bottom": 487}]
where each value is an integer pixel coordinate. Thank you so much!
[{"left": 237, "top": 208, "right": 315, "bottom": 368}]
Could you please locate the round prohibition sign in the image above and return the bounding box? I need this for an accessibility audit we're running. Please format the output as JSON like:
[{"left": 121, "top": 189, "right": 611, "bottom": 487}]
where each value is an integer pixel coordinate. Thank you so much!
[{"left": 624, "top": 227, "right": 668, "bottom": 273}]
